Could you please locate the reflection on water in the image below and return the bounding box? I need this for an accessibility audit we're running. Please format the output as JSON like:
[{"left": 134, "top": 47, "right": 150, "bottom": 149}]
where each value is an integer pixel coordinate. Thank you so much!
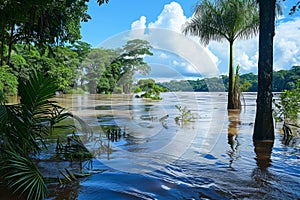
[
  {"left": 227, "top": 110, "right": 241, "bottom": 168},
  {"left": 41, "top": 92, "right": 300, "bottom": 199},
  {"left": 252, "top": 141, "right": 275, "bottom": 197},
  {"left": 254, "top": 141, "right": 274, "bottom": 170}
]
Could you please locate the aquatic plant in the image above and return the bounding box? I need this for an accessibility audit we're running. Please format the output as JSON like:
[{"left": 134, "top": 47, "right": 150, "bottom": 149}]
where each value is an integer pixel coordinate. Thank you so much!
[
  {"left": 175, "top": 105, "right": 197, "bottom": 124},
  {"left": 105, "top": 127, "right": 127, "bottom": 142},
  {"left": 273, "top": 80, "right": 300, "bottom": 140},
  {"left": 135, "top": 79, "right": 163, "bottom": 100},
  {"left": 0, "top": 71, "right": 74, "bottom": 199},
  {"left": 56, "top": 132, "right": 93, "bottom": 161}
]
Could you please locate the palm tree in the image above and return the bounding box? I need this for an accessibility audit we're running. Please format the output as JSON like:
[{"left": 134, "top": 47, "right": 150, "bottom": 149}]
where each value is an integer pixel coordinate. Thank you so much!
[
  {"left": 0, "top": 71, "right": 72, "bottom": 199},
  {"left": 183, "top": 0, "right": 259, "bottom": 109}
]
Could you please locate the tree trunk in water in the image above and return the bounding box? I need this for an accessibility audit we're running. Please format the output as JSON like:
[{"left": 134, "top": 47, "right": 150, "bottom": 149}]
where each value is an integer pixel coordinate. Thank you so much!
[
  {"left": 233, "top": 66, "right": 241, "bottom": 110},
  {"left": 227, "top": 40, "right": 240, "bottom": 110},
  {"left": 253, "top": 0, "right": 275, "bottom": 140}
]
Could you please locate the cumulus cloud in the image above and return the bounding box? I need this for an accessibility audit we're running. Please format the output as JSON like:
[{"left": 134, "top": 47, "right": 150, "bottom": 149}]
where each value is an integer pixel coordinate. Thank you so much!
[
  {"left": 126, "top": 2, "right": 300, "bottom": 79},
  {"left": 131, "top": 16, "right": 147, "bottom": 30},
  {"left": 148, "top": 2, "right": 187, "bottom": 31},
  {"left": 128, "top": 2, "right": 219, "bottom": 78},
  {"left": 211, "top": 17, "right": 300, "bottom": 73},
  {"left": 274, "top": 17, "right": 300, "bottom": 69}
]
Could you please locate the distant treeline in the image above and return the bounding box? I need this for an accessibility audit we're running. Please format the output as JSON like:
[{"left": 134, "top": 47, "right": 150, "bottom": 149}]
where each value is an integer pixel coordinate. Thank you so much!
[{"left": 158, "top": 66, "right": 300, "bottom": 92}]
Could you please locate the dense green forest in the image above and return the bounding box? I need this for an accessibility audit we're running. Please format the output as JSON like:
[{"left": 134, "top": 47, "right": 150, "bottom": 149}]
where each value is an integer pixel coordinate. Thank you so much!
[
  {"left": 0, "top": 39, "right": 153, "bottom": 101},
  {"left": 2, "top": 38, "right": 299, "bottom": 98},
  {"left": 2, "top": 36, "right": 299, "bottom": 97},
  {"left": 158, "top": 66, "right": 300, "bottom": 92}
]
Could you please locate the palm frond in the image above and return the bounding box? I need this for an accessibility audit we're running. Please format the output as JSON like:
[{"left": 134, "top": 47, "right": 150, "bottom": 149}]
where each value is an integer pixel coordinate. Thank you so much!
[
  {"left": 183, "top": 0, "right": 259, "bottom": 44},
  {"left": 0, "top": 71, "right": 84, "bottom": 199},
  {"left": 0, "top": 151, "right": 47, "bottom": 200},
  {"left": 0, "top": 105, "right": 7, "bottom": 133},
  {"left": 19, "top": 71, "right": 59, "bottom": 117}
]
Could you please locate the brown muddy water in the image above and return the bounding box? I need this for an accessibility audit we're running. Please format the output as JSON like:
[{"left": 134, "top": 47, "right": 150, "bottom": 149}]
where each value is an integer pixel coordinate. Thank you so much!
[{"left": 6, "top": 92, "right": 300, "bottom": 199}]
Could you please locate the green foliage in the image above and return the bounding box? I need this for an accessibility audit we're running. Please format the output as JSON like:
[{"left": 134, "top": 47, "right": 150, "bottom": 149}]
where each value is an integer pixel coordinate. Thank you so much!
[
  {"left": 68, "top": 41, "right": 92, "bottom": 62},
  {"left": 158, "top": 66, "right": 300, "bottom": 92},
  {"left": 240, "top": 80, "right": 252, "bottom": 92},
  {"left": 65, "top": 88, "right": 86, "bottom": 94},
  {"left": 56, "top": 133, "right": 93, "bottom": 161},
  {"left": 115, "top": 39, "right": 153, "bottom": 93},
  {"left": 10, "top": 54, "right": 27, "bottom": 77},
  {"left": 0, "top": 71, "right": 60, "bottom": 155},
  {"left": 0, "top": 71, "right": 72, "bottom": 199},
  {"left": 81, "top": 40, "right": 153, "bottom": 94},
  {"left": 133, "top": 86, "right": 142, "bottom": 93},
  {"left": 0, "top": 0, "right": 94, "bottom": 65},
  {"left": 0, "top": 65, "right": 18, "bottom": 102},
  {"left": 8, "top": 44, "right": 86, "bottom": 93},
  {"left": 47, "top": 47, "right": 80, "bottom": 92},
  {"left": 81, "top": 48, "right": 117, "bottom": 93},
  {"left": 175, "top": 105, "right": 197, "bottom": 124},
  {"left": 137, "top": 78, "right": 155, "bottom": 91},
  {"left": 183, "top": 0, "right": 259, "bottom": 45},
  {"left": 273, "top": 80, "right": 300, "bottom": 125},
  {"left": 0, "top": 151, "right": 47, "bottom": 200},
  {"left": 183, "top": 0, "right": 259, "bottom": 109},
  {"left": 114, "top": 86, "right": 123, "bottom": 94},
  {"left": 136, "top": 78, "right": 163, "bottom": 100}
]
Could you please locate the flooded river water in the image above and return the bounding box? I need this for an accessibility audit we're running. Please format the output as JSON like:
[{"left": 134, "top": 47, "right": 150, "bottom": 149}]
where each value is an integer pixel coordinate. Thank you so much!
[{"left": 41, "top": 92, "right": 300, "bottom": 199}]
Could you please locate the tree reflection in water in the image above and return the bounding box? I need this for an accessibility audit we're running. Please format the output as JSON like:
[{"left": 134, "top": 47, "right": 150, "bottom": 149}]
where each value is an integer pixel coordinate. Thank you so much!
[
  {"left": 227, "top": 110, "right": 241, "bottom": 168},
  {"left": 252, "top": 140, "right": 274, "bottom": 187}
]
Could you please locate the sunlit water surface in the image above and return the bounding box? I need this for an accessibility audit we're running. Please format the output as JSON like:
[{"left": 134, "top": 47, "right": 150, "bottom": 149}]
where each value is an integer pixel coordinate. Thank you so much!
[{"left": 21, "top": 93, "right": 300, "bottom": 199}]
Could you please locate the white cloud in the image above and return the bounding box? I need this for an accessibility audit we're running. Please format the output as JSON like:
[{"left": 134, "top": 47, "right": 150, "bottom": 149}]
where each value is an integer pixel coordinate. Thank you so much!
[
  {"left": 274, "top": 18, "right": 300, "bottom": 69},
  {"left": 130, "top": 16, "right": 147, "bottom": 39},
  {"left": 172, "top": 60, "right": 186, "bottom": 67},
  {"left": 148, "top": 2, "right": 186, "bottom": 32},
  {"left": 159, "top": 52, "right": 169, "bottom": 59},
  {"left": 126, "top": 3, "right": 300, "bottom": 78},
  {"left": 128, "top": 2, "right": 219, "bottom": 77},
  {"left": 131, "top": 16, "right": 147, "bottom": 30}
]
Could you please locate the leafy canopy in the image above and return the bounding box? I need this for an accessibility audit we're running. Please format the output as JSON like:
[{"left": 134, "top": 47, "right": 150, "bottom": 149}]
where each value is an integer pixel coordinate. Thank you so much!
[{"left": 183, "top": 0, "right": 259, "bottom": 44}]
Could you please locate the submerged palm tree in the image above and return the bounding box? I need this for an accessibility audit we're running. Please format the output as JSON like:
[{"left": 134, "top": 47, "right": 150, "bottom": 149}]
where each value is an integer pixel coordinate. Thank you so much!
[
  {"left": 0, "top": 71, "right": 72, "bottom": 199},
  {"left": 183, "top": 0, "right": 259, "bottom": 109}
]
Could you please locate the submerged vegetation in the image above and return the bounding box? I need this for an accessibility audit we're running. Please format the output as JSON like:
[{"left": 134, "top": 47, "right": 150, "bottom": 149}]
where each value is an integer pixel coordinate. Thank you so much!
[
  {"left": 0, "top": 72, "right": 95, "bottom": 199},
  {"left": 56, "top": 132, "right": 93, "bottom": 161},
  {"left": 273, "top": 80, "right": 300, "bottom": 143},
  {"left": 0, "top": 72, "right": 68, "bottom": 199},
  {"left": 134, "top": 78, "right": 167, "bottom": 100},
  {"left": 175, "top": 105, "right": 197, "bottom": 125}
]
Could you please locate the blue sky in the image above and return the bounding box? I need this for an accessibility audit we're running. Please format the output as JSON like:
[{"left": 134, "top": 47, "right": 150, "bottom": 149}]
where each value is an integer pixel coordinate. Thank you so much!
[{"left": 81, "top": 1, "right": 300, "bottom": 81}]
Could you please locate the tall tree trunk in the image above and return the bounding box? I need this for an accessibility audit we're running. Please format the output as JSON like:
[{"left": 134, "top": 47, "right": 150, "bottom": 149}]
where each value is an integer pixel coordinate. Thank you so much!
[
  {"left": 253, "top": 0, "right": 276, "bottom": 140},
  {"left": 7, "top": 22, "right": 15, "bottom": 65},
  {"left": 227, "top": 40, "right": 239, "bottom": 109},
  {"left": 233, "top": 66, "right": 241, "bottom": 109},
  {"left": 0, "top": 39, "right": 4, "bottom": 66}
]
